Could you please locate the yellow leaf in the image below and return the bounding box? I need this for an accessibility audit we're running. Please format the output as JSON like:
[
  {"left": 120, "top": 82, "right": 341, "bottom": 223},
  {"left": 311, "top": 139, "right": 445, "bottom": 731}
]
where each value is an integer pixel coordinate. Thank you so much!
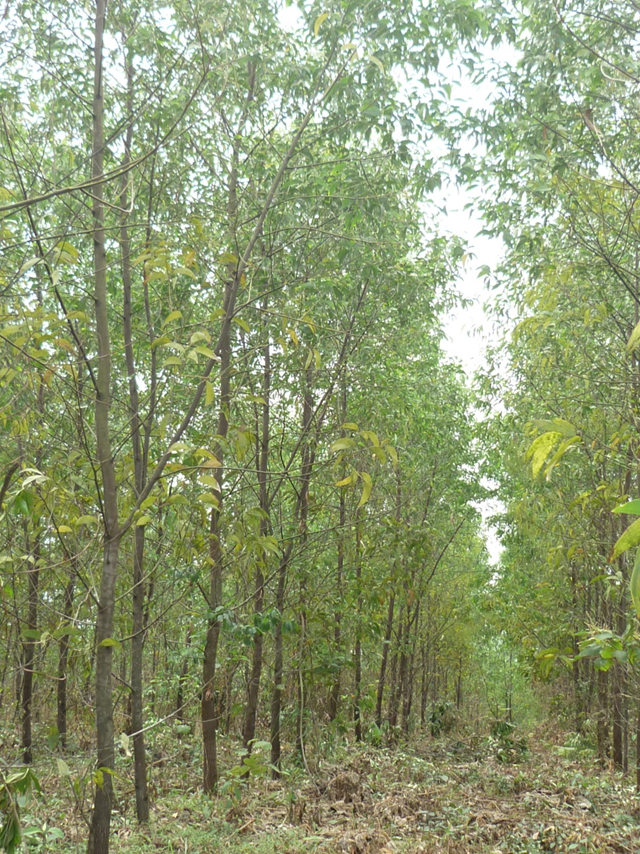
[
  {"left": 163, "top": 310, "right": 183, "bottom": 326},
  {"left": 335, "top": 474, "right": 355, "bottom": 487},
  {"left": 314, "top": 11, "right": 329, "bottom": 36},
  {"left": 627, "top": 320, "right": 640, "bottom": 353},
  {"left": 202, "top": 456, "right": 222, "bottom": 468},
  {"left": 205, "top": 380, "right": 215, "bottom": 406}
]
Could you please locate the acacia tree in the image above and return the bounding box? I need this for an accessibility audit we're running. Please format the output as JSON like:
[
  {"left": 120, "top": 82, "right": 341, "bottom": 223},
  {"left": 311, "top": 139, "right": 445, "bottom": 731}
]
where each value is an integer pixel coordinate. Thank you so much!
[
  {"left": 468, "top": 0, "right": 640, "bottom": 768},
  {"left": 0, "top": 0, "right": 501, "bottom": 850}
]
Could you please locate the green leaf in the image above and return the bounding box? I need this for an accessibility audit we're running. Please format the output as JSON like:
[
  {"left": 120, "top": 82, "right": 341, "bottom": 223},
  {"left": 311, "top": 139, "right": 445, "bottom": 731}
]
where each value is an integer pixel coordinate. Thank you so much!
[
  {"left": 162, "top": 310, "right": 183, "bottom": 326},
  {"left": 205, "top": 381, "right": 215, "bottom": 406},
  {"left": 98, "top": 637, "right": 121, "bottom": 649},
  {"left": 543, "top": 435, "right": 580, "bottom": 479},
  {"left": 357, "top": 471, "right": 373, "bottom": 508},
  {"left": 335, "top": 473, "right": 355, "bottom": 487},
  {"left": 233, "top": 317, "right": 250, "bottom": 333},
  {"left": 165, "top": 494, "right": 189, "bottom": 506},
  {"left": 195, "top": 345, "right": 218, "bottom": 360},
  {"left": 611, "top": 517, "right": 640, "bottom": 561},
  {"left": 200, "top": 475, "right": 221, "bottom": 489},
  {"left": 529, "top": 418, "right": 576, "bottom": 437},
  {"left": 330, "top": 438, "right": 356, "bottom": 453},
  {"left": 631, "top": 547, "right": 640, "bottom": 618},
  {"left": 613, "top": 499, "right": 640, "bottom": 515},
  {"left": 18, "top": 256, "right": 43, "bottom": 275},
  {"left": 65, "top": 310, "right": 90, "bottom": 322},
  {"left": 360, "top": 430, "right": 380, "bottom": 447},
  {"left": 369, "top": 55, "right": 384, "bottom": 73},
  {"left": 198, "top": 493, "right": 220, "bottom": 506},
  {"left": 385, "top": 445, "right": 398, "bottom": 467},
  {"left": 526, "top": 431, "right": 562, "bottom": 479},
  {"left": 74, "top": 515, "right": 97, "bottom": 527},
  {"left": 136, "top": 515, "right": 152, "bottom": 526},
  {"left": 53, "top": 240, "right": 79, "bottom": 264},
  {"left": 151, "top": 335, "right": 172, "bottom": 349}
]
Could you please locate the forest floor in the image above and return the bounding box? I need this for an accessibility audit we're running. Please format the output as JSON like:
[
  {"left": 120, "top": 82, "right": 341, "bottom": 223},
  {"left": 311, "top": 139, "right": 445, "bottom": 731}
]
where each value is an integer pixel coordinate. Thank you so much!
[{"left": 6, "top": 722, "right": 640, "bottom": 853}]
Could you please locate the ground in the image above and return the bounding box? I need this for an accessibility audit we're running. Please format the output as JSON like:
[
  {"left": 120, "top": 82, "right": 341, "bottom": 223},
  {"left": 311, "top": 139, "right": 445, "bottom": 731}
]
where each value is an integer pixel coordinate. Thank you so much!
[{"left": 5, "top": 724, "right": 640, "bottom": 853}]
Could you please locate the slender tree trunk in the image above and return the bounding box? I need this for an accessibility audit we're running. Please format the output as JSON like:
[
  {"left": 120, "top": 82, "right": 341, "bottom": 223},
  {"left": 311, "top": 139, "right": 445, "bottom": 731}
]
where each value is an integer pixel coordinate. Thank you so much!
[
  {"left": 376, "top": 469, "right": 401, "bottom": 728},
  {"left": 242, "top": 314, "right": 270, "bottom": 751},
  {"left": 636, "top": 686, "right": 640, "bottom": 792},
  {"left": 376, "top": 594, "right": 395, "bottom": 729},
  {"left": 613, "top": 593, "right": 626, "bottom": 771},
  {"left": 130, "top": 526, "right": 149, "bottom": 819},
  {"left": 201, "top": 279, "right": 232, "bottom": 793},
  {"left": 120, "top": 48, "right": 150, "bottom": 825},
  {"left": 597, "top": 667, "right": 609, "bottom": 762},
  {"left": 88, "top": 2, "right": 123, "bottom": 847},
  {"left": 354, "top": 506, "right": 364, "bottom": 743},
  {"left": 420, "top": 645, "right": 429, "bottom": 727},
  {"left": 57, "top": 569, "right": 76, "bottom": 751},
  {"left": 176, "top": 627, "right": 192, "bottom": 721},
  {"left": 295, "top": 371, "right": 314, "bottom": 763},
  {"left": 401, "top": 602, "right": 419, "bottom": 733},
  {"left": 388, "top": 607, "right": 404, "bottom": 729},
  {"left": 270, "top": 548, "right": 288, "bottom": 775},
  {"left": 613, "top": 665, "right": 624, "bottom": 769},
  {"left": 21, "top": 534, "right": 40, "bottom": 764},
  {"left": 329, "top": 381, "right": 347, "bottom": 723}
]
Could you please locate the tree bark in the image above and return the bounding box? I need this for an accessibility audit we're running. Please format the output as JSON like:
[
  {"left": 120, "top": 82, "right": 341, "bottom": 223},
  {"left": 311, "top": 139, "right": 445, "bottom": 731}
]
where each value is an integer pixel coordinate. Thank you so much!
[
  {"left": 88, "top": 1, "right": 122, "bottom": 847},
  {"left": 120, "top": 53, "right": 150, "bottom": 822},
  {"left": 354, "top": 505, "right": 364, "bottom": 742},
  {"left": 57, "top": 568, "right": 76, "bottom": 751},
  {"left": 242, "top": 311, "right": 270, "bottom": 751},
  {"left": 21, "top": 533, "right": 40, "bottom": 764},
  {"left": 201, "top": 277, "right": 232, "bottom": 793}
]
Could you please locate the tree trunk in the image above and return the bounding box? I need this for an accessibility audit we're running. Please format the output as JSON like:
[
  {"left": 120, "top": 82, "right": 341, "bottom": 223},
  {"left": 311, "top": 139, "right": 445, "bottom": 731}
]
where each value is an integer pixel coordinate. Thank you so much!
[
  {"left": 120, "top": 49, "right": 150, "bottom": 824},
  {"left": 376, "top": 468, "right": 401, "bottom": 728},
  {"left": 242, "top": 315, "right": 270, "bottom": 751},
  {"left": 270, "top": 549, "right": 288, "bottom": 776},
  {"left": 57, "top": 569, "right": 76, "bottom": 751},
  {"left": 295, "top": 372, "right": 314, "bottom": 765},
  {"left": 201, "top": 280, "right": 232, "bottom": 793},
  {"left": 88, "top": 0, "right": 123, "bottom": 848},
  {"left": 354, "top": 505, "right": 364, "bottom": 743},
  {"left": 21, "top": 534, "right": 40, "bottom": 764},
  {"left": 176, "top": 627, "right": 192, "bottom": 721}
]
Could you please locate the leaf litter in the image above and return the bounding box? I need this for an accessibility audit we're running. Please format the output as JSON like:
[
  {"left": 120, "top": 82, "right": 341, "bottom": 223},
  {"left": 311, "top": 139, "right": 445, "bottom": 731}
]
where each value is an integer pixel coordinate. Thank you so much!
[{"left": 19, "top": 724, "right": 640, "bottom": 852}]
